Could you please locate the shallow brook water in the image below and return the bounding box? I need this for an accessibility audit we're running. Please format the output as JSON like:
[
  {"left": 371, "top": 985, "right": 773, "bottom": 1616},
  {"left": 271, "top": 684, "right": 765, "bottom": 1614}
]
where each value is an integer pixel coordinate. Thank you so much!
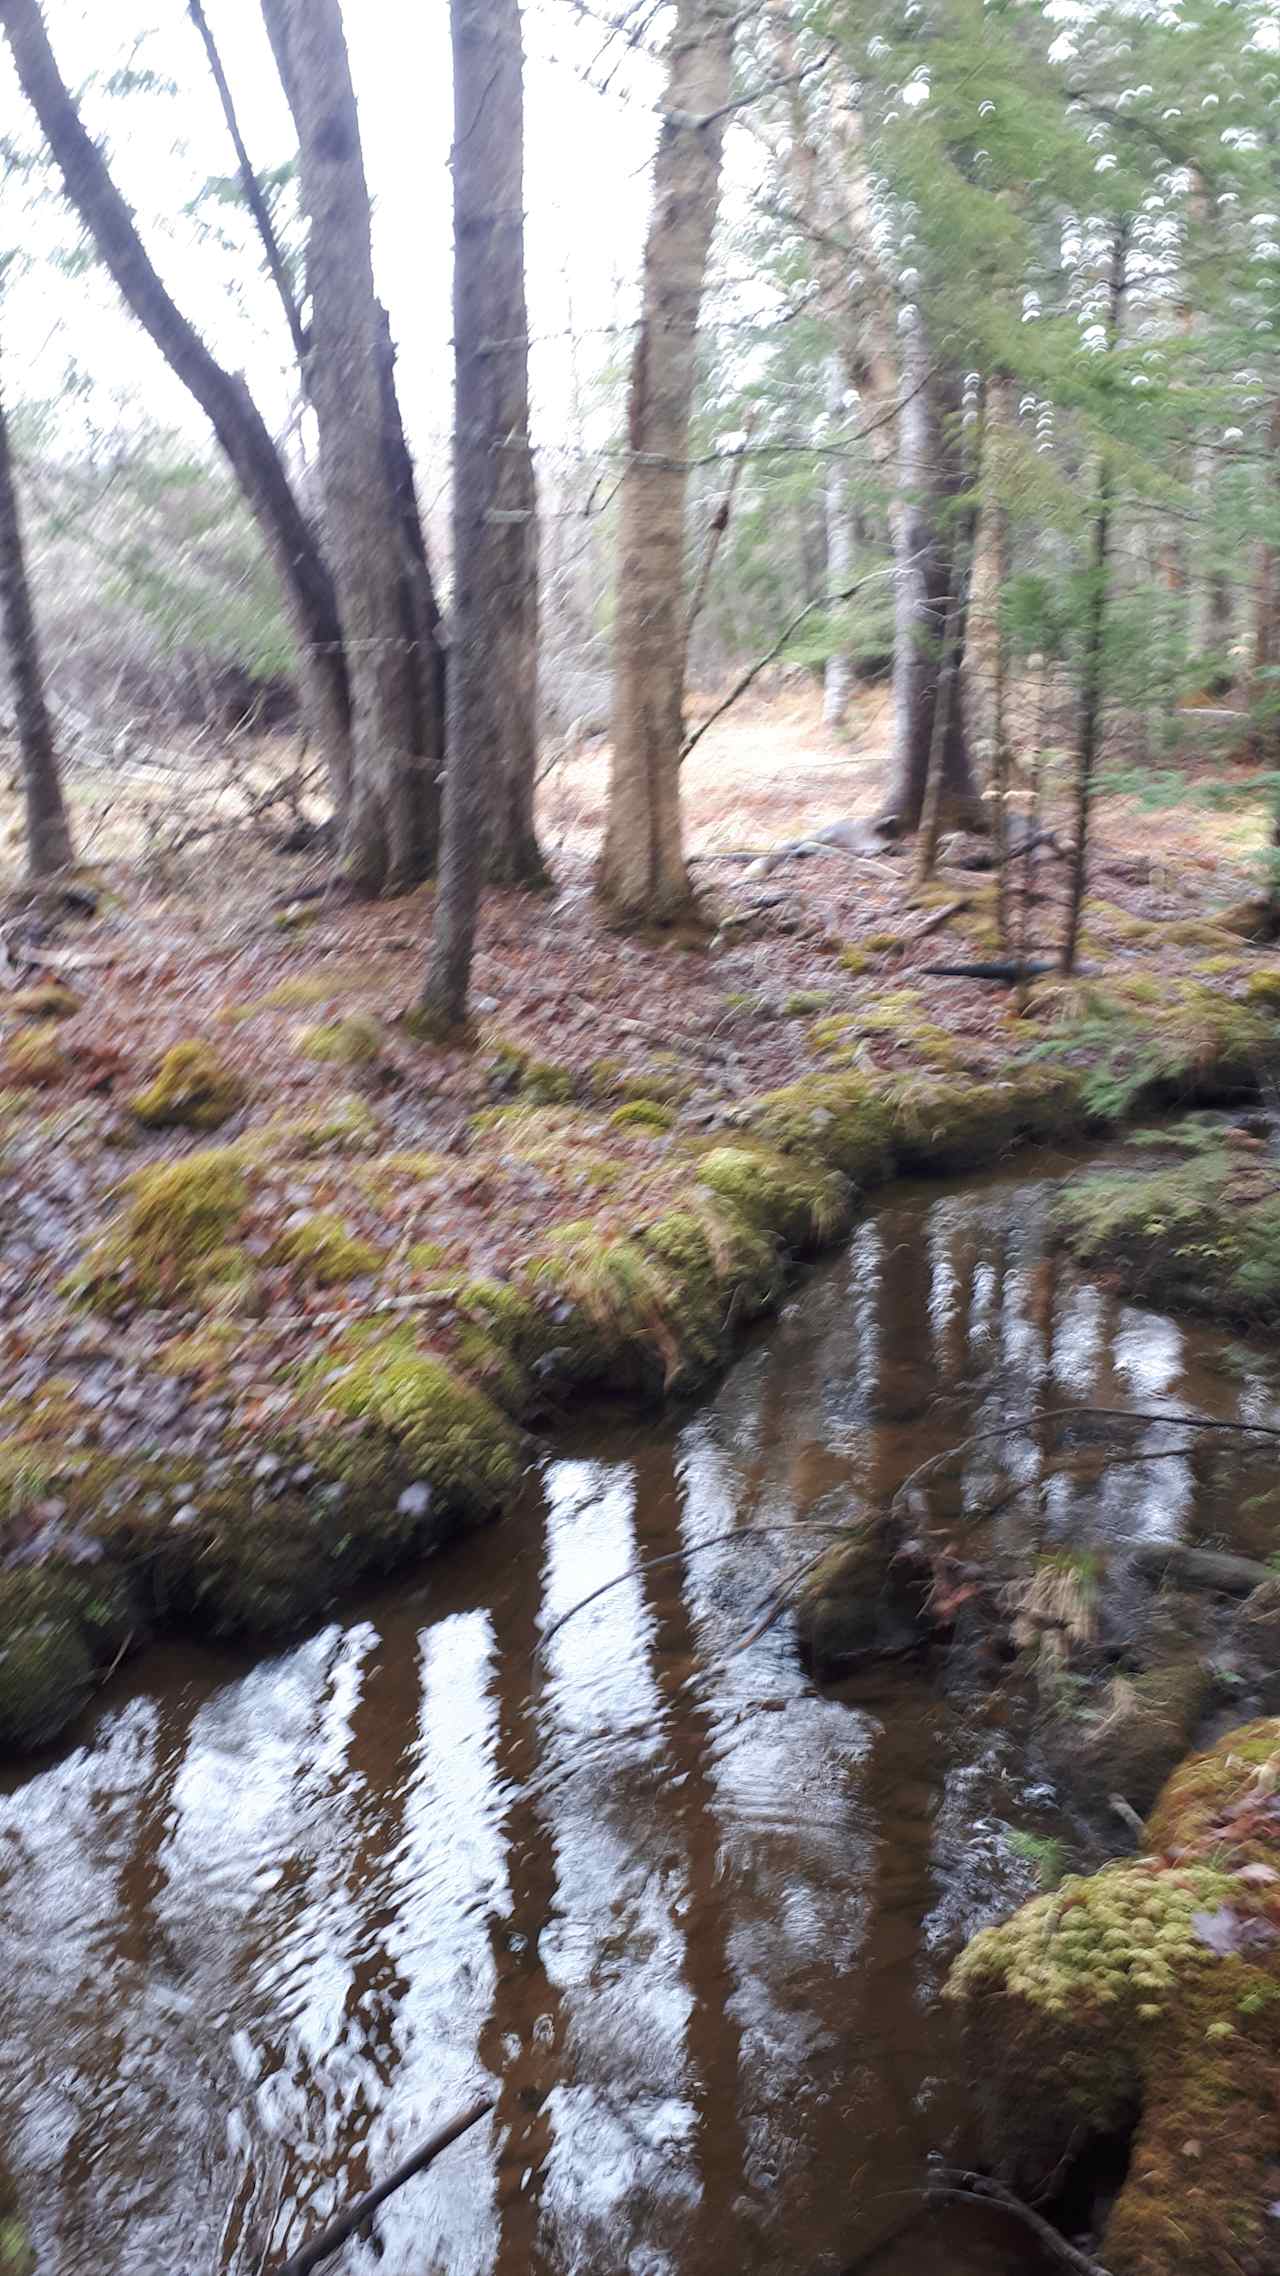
[{"left": 4, "top": 1149, "right": 1280, "bottom": 2276}]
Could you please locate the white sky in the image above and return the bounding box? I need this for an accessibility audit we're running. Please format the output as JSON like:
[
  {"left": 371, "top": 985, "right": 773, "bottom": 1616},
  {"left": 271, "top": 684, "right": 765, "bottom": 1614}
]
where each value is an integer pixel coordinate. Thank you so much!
[{"left": 0, "top": 0, "right": 663, "bottom": 467}]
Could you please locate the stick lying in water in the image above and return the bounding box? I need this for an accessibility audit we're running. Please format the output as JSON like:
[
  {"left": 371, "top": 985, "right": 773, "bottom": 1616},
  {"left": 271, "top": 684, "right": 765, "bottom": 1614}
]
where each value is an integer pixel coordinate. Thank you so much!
[
  {"left": 927, "top": 2170, "right": 1115, "bottom": 2276},
  {"left": 272, "top": 2095, "right": 493, "bottom": 2276}
]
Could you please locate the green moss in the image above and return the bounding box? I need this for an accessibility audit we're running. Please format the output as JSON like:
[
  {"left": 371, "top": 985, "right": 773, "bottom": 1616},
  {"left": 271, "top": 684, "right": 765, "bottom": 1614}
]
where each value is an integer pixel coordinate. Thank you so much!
[
  {"left": 784, "top": 989, "right": 832, "bottom": 1014},
  {"left": 9, "top": 980, "right": 79, "bottom": 1020},
  {"left": 1245, "top": 967, "right": 1280, "bottom": 1009},
  {"left": 354, "top": 1149, "right": 447, "bottom": 1195},
  {"left": 890, "top": 1064, "right": 1084, "bottom": 1174},
  {"left": 296, "top": 1013, "right": 383, "bottom": 1065},
  {"left": 4, "top": 1026, "right": 65, "bottom": 1086},
  {"left": 608, "top": 1099, "right": 676, "bottom": 1134},
  {"left": 259, "top": 1093, "right": 382, "bottom": 1158},
  {"left": 71, "top": 1146, "right": 250, "bottom": 1312},
  {"left": 743, "top": 1071, "right": 896, "bottom": 1184},
  {"left": 1054, "top": 1150, "right": 1280, "bottom": 1327},
  {"left": 0, "top": 1563, "right": 135, "bottom": 1750},
  {"left": 696, "top": 1143, "right": 851, "bottom": 1252},
  {"left": 407, "top": 1239, "right": 449, "bottom": 1272},
  {"left": 315, "top": 1333, "right": 520, "bottom": 1511},
  {"left": 947, "top": 1722, "right": 1280, "bottom": 2276},
  {"left": 0, "top": 2158, "right": 34, "bottom": 2276},
  {"left": 270, "top": 1213, "right": 385, "bottom": 1285},
  {"left": 129, "top": 1039, "right": 245, "bottom": 1131}
]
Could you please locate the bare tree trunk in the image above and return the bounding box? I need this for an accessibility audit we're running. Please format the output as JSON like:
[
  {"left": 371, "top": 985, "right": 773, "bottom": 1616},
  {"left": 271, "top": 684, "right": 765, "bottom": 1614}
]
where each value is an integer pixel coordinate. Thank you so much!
[
  {"left": 0, "top": 0, "right": 352, "bottom": 812},
  {"left": 185, "top": 0, "right": 307, "bottom": 366},
  {"left": 268, "top": 0, "right": 439, "bottom": 894},
  {"left": 1061, "top": 224, "right": 1127, "bottom": 976},
  {"left": 0, "top": 353, "right": 73, "bottom": 877},
  {"left": 822, "top": 358, "right": 856, "bottom": 731},
  {"left": 1250, "top": 399, "right": 1280, "bottom": 767},
  {"left": 598, "top": 0, "right": 734, "bottom": 926},
  {"left": 420, "top": 0, "right": 537, "bottom": 1027},
  {"left": 880, "top": 343, "right": 980, "bottom": 833}
]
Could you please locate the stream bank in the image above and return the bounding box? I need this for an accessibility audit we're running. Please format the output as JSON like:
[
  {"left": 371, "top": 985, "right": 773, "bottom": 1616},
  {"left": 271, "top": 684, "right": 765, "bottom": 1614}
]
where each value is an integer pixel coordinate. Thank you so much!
[
  {"left": 3, "top": 973, "right": 1276, "bottom": 1756},
  {"left": 3, "top": 1153, "right": 1280, "bottom": 2274}
]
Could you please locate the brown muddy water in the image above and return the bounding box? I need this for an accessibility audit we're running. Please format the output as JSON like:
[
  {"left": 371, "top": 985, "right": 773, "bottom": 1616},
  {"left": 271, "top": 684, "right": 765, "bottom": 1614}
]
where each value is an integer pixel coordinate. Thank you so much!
[{"left": 3, "top": 1151, "right": 1279, "bottom": 2276}]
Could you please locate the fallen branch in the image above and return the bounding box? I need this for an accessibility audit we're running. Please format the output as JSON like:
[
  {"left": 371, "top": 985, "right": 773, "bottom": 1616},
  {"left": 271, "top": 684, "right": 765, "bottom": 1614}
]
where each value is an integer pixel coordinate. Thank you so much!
[
  {"left": 272, "top": 2095, "right": 494, "bottom": 2276},
  {"left": 1126, "top": 1539, "right": 1274, "bottom": 1596},
  {"left": 891, "top": 1406, "right": 1280, "bottom": 1524},
  {"left": 679, "top": 557, "right": 907, "bottom": 763},
  {"left": 927, "top": 2170, "right": 1115, "bottom": 2276}
]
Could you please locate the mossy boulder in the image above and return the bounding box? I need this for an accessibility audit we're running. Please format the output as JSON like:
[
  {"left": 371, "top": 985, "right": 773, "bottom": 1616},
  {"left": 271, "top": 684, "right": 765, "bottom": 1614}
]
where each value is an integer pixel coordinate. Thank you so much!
[
  {"left": 946, "top": 1720, "right": 1280, "bottom": 2276},
  {"left": 296, "top": 1013, "right": 383, "bottom": 1066},
  {"left": 741, "top": 1071, "right": 896, "bottom": 1185},
  {"left": 696, "top": 1143, "right": 852, "bottom": 1253},
  {"left": 1054, "top": 1148, "right": 1280, "bottom": 1327},
  {"left": 794, "top": 1520, "right": 930, "bottom": 1675},
  {"left": 609, "top": 1099, "right": 676, "bottom": 1135},
  {"left": 0, "top": 1563, "right": 137, "bottom": 1751},
  {"left": 1246, "top": 968, "right": 1280, "bottom": 1010},
  {"left": 71, "top": 1147, "right": 251, "bottom": 1312},
  {"left": 9, "top": 980, "right": 79, "bottom": 1021},
  {"left": 129, "top": 1039, "right": 245, "bottom": 1131},
  {"left": 4, "top": 1026, "right": 65, "bottom": 1087},
  {"left": 313, "top": 1333, "right": 521, "bottom": 1517},
  {"left": 1044, "top": 1660, "right": 1212, "bottom": 1816},
  {"left": 270, "top": 1213, "right": 385, "bottom": 1285},
  {"left": 890, "top": 1064, "right": 1084, "bottom": 1174}
]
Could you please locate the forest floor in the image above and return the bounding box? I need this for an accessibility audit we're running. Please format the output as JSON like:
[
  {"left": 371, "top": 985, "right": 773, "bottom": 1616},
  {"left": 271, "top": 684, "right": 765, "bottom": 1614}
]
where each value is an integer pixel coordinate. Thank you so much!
[{"left": 2, "top": 678, "right": 1279, "bottom": 1743}]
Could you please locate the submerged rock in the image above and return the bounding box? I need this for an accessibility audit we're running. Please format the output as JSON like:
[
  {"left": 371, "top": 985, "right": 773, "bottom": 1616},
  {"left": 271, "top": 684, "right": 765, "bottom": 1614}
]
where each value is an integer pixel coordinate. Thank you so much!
[
  {"left": 794, "top": 1519, "right": 932, "bottom": 1676},
  {"left": 946, "top": 1719, "right": 1280, "bottom": 2276}
]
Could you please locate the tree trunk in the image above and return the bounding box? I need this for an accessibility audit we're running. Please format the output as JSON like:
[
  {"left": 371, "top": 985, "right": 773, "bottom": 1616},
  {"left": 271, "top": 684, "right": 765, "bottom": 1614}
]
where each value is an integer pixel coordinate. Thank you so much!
[
  {"left": 597, "top": 0, "right": 734, "bottom": 926},
  {"left": 880, "top": 344, "right": 981, "bottom": 834},
  {"left": 822, "top": 358, "right": 856, "bottom": 731},
  {"left": 268, "top": 0, "right": 439, "bottom": 894},
  {"left": 420, "top": 0, "right": 538, "bottom": 1027},
  {"left": 1061, "top": 224, "right": 1127, "bottom": 976},
  {"left": 0, "top": 355, "right": 73, "bottom": 877},
  {"left": 0, "top": 0, "right": 352, "bottom": 812}
]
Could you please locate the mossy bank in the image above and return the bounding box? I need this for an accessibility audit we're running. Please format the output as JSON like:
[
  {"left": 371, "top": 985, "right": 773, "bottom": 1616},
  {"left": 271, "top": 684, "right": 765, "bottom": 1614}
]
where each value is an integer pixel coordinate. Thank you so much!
[
  {"left": 2, "top": 975, "right": 1277, "bottom": 1757},
  {"left": 946, "top": 1720, "right": 1280, "bottom": 2276}
]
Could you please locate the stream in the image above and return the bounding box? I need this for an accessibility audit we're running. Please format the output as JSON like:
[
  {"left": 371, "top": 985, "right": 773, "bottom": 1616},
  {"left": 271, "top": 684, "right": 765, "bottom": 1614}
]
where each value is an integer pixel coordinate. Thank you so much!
[{"left": 3, "top": 1148, "right": 1279, "bottom": 2276}]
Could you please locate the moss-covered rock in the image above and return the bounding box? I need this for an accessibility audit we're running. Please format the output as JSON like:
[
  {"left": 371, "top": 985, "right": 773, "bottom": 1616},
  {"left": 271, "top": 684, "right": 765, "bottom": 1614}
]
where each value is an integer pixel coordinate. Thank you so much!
[
  {"left": 71, "top": 1146, "right": 251, "bottom": 1312},
  {"left": 314, "top": 1332, "right": 521, "bottom": 1515},
  {"left": 794, "top": 1521, "right": 930, "bottom": 1675},
  {"left": 9, "top": 979, "right": 79, "bottom": 1020},
  {"left": 1045, "top": 1661, "right": 1212, "bottom": 1816},
  {"left": 1054, "top": 1146, "right": 1280, "bottom": 1327},
  {"left": 608, "top": 1099, "right": 676, "bottom": 1135},
  {"left": 741, "top": 1070, "right": 896, "bottom": 1184},
  {"left": 946, "top": 1721, "right": 1280, "bottom": 2276},
  {"left": 129, "top": 1039, "right": 245, "bottom": 1131},
  {"left": 696, "top": 1143, "right": 852, "bottom": 1252},
  {"left": 1246, "top": 968, "right": 1280, "bottom": 1010},
  {"left": 261, "top": 1093, "right": 382, "bottom": 1158},
  {"left": 296, "top": 1013, "right": 383, "bottom": 1066},
  {"left": 270, "top": 1213, "right": 385, "bottom": 1285},
  {"left": 4, "top": 1025, "right": 65, "bottom": 1087},
  {"left": 0, "top": 1563, "right": 137, "bottom": 1751},
  {"left": 889, "top": 1064, "right": 1085, "bottom": 1174}
]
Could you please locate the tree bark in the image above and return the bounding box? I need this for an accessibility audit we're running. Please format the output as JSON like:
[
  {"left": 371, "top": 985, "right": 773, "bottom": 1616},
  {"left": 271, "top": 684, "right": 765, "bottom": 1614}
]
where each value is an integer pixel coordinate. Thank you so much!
[
  {"left": 420, "top": 0, "right": 538, "bottom": 1026},
  {"left": 0, "top": 0, "right": 352, "bottom": 811},
  {"left": 1061, "top": 224, "right": 1127, "bottom": 975},
  {"left": 822, "top": 357, "right": 856, "bottom": 730},
  {"left": 880, "top": 343, "right": 981, "bottom": 834},
  {"left": 597, "top": 0, "right": 735, "bottom": 926},
  {"left": 269, "top": 0, "right": 439, "bottom": 893},
  {"left": 0, "top": 353, "right": 73, "bottom": 877}
]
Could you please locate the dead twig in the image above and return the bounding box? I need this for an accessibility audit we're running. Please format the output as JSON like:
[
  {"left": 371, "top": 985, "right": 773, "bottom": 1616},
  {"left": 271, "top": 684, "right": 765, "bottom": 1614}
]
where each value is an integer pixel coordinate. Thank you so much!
[
  {"left": 271, "top": 2095, "right": 494, "bottom": 2276},
  {"left": 890, "top": 1406, "right": 1280, "bottom": 1524},
  {"left": 927, "top": 2170, "right": 1115, "bottom": 2276}
]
